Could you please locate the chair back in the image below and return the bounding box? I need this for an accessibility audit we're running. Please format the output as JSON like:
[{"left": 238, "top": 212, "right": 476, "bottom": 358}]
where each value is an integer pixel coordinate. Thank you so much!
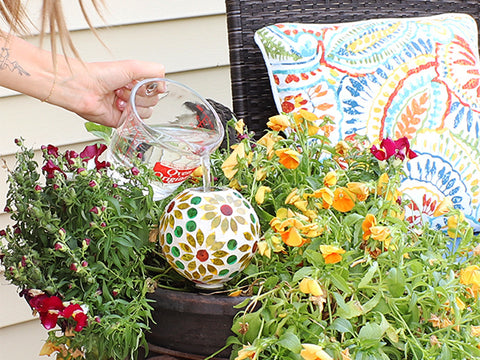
[{"left": 225, "top": 0, "right": 480, "bottom": 134}]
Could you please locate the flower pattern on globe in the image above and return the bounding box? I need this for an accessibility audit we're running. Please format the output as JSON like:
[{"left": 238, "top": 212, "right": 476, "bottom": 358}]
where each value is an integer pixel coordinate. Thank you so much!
[{"left": 255, "top": 13, "right": 480, "bottom": 230}]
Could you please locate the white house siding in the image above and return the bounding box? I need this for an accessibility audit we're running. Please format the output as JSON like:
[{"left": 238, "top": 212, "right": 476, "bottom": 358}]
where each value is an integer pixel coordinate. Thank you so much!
[{"left": 0, "top": 1, "right": 231, "bottom": 359}]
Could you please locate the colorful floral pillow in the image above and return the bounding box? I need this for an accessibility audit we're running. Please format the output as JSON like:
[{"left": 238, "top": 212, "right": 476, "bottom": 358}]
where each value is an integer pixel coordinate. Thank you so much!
[{"left": 254, "top": 13, "right": 480, "bottom": 231}]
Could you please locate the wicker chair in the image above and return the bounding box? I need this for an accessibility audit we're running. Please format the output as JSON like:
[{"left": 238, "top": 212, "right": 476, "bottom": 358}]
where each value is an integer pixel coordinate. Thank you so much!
[{"left": 225, "top": 0, "right": 480, "bottom": 135}]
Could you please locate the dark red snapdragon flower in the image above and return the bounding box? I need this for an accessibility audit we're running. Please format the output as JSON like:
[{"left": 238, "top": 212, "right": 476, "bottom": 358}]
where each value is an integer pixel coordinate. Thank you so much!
[
  {"left": 65, "top": 150, "right": 79, "bottom": 165},
  {"left": 370, "top": 137, "right": 417, "bottom": 161},
  {"left": 45, "top": 145, "right": 60, "bottom": 158},
  {"left": 62, "top": 303, "right": 88, "bottom": 332},
  {"left": 80, "top": 144, "right": 110, "bottom": 170},
  {"left": 29, "top": 294, "right": 64, "bottom": 330},
  {"left": 42, "top": 159, "right": 66, "bottom": 179}
]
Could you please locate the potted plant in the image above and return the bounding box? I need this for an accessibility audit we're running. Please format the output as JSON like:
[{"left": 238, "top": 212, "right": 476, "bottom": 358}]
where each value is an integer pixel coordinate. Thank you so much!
[
  {"left": 0, "top": 139, "right": 169, "bottom": 360},
  {"left": 2, "top": 108, "right": 480, "bottom": 360},
  {"left": 211, "top": 112, "right": 480, "bottom": 360}
]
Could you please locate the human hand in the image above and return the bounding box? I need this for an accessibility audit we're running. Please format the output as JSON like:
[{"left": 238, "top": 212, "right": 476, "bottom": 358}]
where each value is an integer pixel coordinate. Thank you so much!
[{"left": 65, "top": 59, "right": 165, "bottom": 127}]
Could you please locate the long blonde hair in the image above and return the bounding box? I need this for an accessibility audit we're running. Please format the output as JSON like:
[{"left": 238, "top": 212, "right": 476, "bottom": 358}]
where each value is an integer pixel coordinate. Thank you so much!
[{"left": 0, "top": 0, "right": 106, "bottom": 58}]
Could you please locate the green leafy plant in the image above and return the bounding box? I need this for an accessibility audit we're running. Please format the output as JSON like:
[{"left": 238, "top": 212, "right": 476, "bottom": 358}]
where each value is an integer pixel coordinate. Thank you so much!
[
  {"left": 0, "top": 139, "right": 169, "bottom": 360},
  {"left": 213, "top": 112, "right": 480, "bottom": 360}
]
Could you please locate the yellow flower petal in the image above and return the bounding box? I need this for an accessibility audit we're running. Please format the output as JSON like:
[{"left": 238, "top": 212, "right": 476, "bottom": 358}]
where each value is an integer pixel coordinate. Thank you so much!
[
  {"left": 234, "top": 119, "right": 245, "bottom": 134},
  {"left": 255, "top": 186, "right": 271, "bottom": 205},
  {"left": 267, "top": 114, "right": 291, "bottom": 131},
  {"left": 222, "top": 142, "right": 246, "bottom": 179},
  {"left": 300, "top": 344, "right": 333, "bottom": 360},
  {"left": 323, "top": 171, "right": 337, "bottom": 187}
]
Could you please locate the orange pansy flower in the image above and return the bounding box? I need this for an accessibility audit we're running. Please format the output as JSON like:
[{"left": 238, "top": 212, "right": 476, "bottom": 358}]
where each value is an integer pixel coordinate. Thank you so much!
[
  {"left": 320, "top": 244, "right": 346, "bottom": 264},
  {"left": 332, "top": 187, "right": 355, "bottom": 212},
  {"left": 281, "top": 227, "right": 306, "bottom": 247},
  {"left": 276, "top": 148, "right": 301, "bottom": 169}
]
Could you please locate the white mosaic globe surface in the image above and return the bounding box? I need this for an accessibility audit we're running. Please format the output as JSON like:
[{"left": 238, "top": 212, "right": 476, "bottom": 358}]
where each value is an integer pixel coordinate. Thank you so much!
[{"left": 158, "top": 187, "right": 260, "bottom": 289}]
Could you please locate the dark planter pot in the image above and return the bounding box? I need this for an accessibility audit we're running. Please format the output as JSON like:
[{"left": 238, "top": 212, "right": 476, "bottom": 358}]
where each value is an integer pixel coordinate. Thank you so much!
[{"left": 144, "top": 287, "right": 247, "bottom": 360}]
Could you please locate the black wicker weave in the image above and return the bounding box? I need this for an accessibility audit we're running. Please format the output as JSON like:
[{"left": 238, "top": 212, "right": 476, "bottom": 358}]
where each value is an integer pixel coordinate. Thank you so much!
[{"left": 225, "top": 0, "right": 480, "bottom": 136}]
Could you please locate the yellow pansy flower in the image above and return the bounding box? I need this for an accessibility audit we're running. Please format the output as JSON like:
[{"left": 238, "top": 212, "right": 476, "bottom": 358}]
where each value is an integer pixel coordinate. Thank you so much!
[
  {"left": 257, "top": 132, "right": 279, "bottom": 160},
  {"left": 267, "top": 114, "right": 290, "bottom": 131},
  {"left": 285, "top": 188, "right": 301, "bottom": 204},
  {"left": 39, "top": 341, "right": 62, "bottom": 356},
  {"left": 377, "top": 173, "right": 389, "bottom": 195},
  {"left": 335, "top": 141, "right": 350, "bottom": 157},
  {"left": 255, "top": 186, "right": 271, "bottom": 205},
  {"left": 299, "top": 108, "right": 319, "bottom": 122},
  {"left": 299, "top": 278, "right": 324, "bottom": 297},
  {"left": 433, "top": 196, "right": 453, "bottom": 217},
  {"left": 254, "top": 167, "right": 267, "bottom": 181},
  {"left": 222, "top": 142, "right": 246, "bottom": 179},
  {"left": 323, "top": 171, "right": 337, "bottom": 187},
  {"left": 346, "top": 182, "right": 370, "bottom": 201},
  {"left": 234, "top": 119, "right": 245, "bottom": 134},
  {"left": 235, "top": 345, "right": 256, "bottom": 360},
  {"left": 257, "top": 240, "right": 271, "bottom": 259},
  {"left": 300, "top": 344, "right": 333, "bottom": 360}
]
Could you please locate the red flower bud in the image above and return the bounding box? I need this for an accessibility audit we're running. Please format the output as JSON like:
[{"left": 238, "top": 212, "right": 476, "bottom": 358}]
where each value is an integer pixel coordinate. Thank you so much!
[
  {"left": 81, "top": 261, "right": 88, "bottom": 267},
  {"left": 70, "top": 263, "right": 78, "bottom": 272},
  {"left": 131, "top": 167, "right": 140, "bottom": 176},
  {"left": 54, "top": 243, "right": 63, "bottom": 251},
  {"left": 34, "top": 185, "right": 42, "bottom": 191},
  {"left": 89, "top": 180, "right": 97, "bottom": 187}
]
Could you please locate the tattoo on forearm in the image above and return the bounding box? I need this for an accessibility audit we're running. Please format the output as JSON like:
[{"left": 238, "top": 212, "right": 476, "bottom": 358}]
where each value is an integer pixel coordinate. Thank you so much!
[{"left": 0, "top": 47, "right": 30, "bottom": 76}]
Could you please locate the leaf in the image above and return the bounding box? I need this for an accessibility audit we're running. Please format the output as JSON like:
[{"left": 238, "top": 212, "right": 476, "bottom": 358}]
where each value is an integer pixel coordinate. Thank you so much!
[
  {"left": 358, "top": 322, "right": 384, "bottom": 341},
  {"left": 330, "top": 318, "right": 354, "bottom": 334},
  {"left": 330, "top": 272, "right": 352, "bottom": 294},
  {"left": 358, "top": 261, "right": 379, "bottom": 288},
  {"left": 84, "top": 122, "right": 112, "bottom": 142},
  {"left": 305, "top": 249, "right": 325, "bottom": 266},
  {"left": 264, "top": 275, "right": 280, "bottom": 290},
  {"left": 231, "top": 310, "right": 263, "bottom": 344},
  {"left": 277, "top": 331, "right": 302, "bottom": 353},
  {"left": 333, "top": 292, "right": 362, "bottom": 319},
  {"left": 385, "top": 268, "right": 406, "bottom": 297},
  {"left": 292, "top": 266, "right": 313, "bottom": 283}
]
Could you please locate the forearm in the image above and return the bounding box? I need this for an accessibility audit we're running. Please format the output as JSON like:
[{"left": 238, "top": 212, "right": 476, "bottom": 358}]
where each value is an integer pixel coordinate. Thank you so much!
[{"left": 0, "top": 32, "right": 80, "bottom": 103}]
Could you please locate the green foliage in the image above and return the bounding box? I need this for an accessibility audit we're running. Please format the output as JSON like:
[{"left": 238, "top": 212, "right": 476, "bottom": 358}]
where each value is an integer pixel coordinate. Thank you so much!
[
  {"left": 0, "top": 139, "right": 169, "bottom": 360},
  {"left": 216, "top": 115, "right": 480, "bottom": 359}
]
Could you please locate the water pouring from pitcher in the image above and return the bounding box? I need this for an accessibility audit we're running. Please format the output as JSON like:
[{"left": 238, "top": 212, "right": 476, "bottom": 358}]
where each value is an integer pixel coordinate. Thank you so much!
[{"left": 107, "top": 78, "right": 224, "bottom": 200}]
